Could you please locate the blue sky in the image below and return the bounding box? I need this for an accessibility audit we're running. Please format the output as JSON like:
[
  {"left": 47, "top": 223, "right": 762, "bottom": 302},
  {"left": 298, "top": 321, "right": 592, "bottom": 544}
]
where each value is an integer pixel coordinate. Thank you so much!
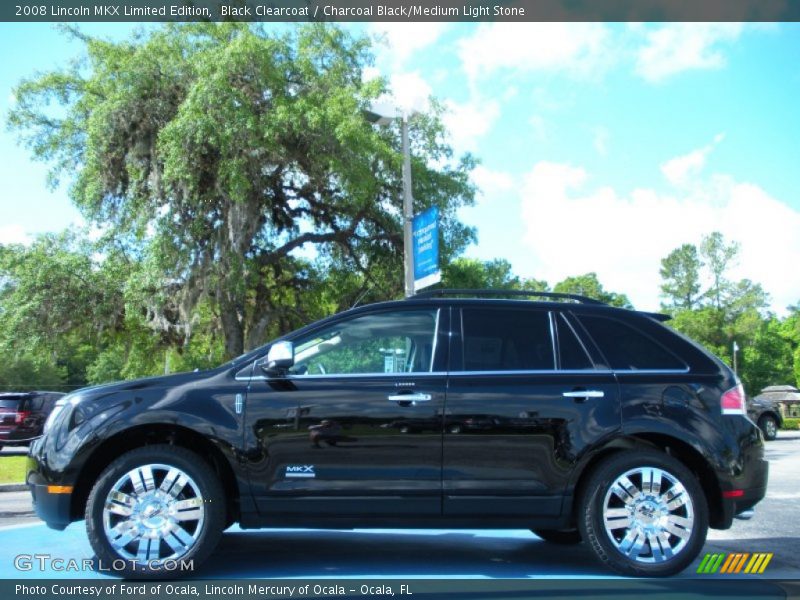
[{"left": 1, "top": 22, "right": 799, "bottom": 313}]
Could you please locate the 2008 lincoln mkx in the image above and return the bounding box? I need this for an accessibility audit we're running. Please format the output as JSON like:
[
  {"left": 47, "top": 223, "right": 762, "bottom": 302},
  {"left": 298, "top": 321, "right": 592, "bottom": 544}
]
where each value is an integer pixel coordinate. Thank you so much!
[{"left": 27, "top": 290, "right": 768, "bottom": 578}]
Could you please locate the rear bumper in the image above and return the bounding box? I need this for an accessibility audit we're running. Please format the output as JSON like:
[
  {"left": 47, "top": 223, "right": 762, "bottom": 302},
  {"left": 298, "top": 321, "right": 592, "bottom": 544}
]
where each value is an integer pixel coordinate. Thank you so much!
[
  {"left": 0, "top": 430, "right": 40, "bottom": 445},
  {"left": 717, "top": 458, "right": 769, "bottom": 529}
]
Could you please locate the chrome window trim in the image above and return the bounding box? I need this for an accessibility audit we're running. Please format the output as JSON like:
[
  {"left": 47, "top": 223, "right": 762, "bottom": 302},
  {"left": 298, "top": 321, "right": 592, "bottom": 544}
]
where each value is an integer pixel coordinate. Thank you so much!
[
  {"left": 446, "top": 367, "right": 691, "bottom": 376},
  {"left": 236, "top": 367, "right": 690, "bottom": 382},
  {"left": 237, "top": 371, "right": 449, "bottom": 382}
]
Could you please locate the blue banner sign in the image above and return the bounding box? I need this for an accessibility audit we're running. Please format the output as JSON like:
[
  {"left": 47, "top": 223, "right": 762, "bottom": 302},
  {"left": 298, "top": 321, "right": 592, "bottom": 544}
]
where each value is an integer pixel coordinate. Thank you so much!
[{"left": 412, "top": 206, "right": 441, "bottom": 291}]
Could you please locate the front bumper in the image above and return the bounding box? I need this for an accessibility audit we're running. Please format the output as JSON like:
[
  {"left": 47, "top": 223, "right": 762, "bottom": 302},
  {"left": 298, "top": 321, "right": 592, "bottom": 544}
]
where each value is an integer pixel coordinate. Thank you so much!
[
  {"left": 28, "top": 481, "right": 71, "bottom": 530},
  {"left": 26, "top": 451, "right": 73, "bottom": 530}
]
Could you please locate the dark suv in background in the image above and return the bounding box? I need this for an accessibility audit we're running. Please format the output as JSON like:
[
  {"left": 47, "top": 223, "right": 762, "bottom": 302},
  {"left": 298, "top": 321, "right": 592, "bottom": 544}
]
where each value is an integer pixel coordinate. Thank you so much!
[
  {"left": 0, "top": 391, "right": 64, "bottom": 450},
  {"left": 27, "top": 290, "right": 767, "bottom": 578}
]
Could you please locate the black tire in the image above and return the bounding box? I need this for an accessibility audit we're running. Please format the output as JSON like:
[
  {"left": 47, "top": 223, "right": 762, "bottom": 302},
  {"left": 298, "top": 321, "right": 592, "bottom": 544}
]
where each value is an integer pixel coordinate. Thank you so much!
[
  {"left": 531, "top": 528, "right": 582, "bottom": 544},
  {"left": 85, "top": 444, "right": 225, "bottom": 579},
  {"left": 759, "top": 415, "right": 778, "bottom": 441},
  {"left": 578, "top": 449, "right": 708, "bottom": 577}
]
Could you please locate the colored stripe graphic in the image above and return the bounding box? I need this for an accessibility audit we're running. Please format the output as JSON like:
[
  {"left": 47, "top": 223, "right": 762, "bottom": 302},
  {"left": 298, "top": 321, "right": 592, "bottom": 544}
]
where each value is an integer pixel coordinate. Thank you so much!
[{"left": 698, "top": 552, "right": 773, "bottom": 575}]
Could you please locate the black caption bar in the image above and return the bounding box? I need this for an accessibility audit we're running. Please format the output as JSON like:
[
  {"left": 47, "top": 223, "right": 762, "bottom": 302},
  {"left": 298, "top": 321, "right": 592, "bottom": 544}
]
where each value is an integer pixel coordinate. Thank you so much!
[
  {"left": 4, "top": 579, "right": 798, "bottom": 600},
  {"left": 4, "top": 0, "right": 800, "bottom": 22}
]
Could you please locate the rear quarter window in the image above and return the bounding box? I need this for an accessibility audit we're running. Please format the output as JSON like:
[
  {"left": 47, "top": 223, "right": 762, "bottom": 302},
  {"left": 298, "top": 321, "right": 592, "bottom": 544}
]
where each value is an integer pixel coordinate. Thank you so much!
[{"left": 577, "top": 314, "right": 687, "bottom": 371}]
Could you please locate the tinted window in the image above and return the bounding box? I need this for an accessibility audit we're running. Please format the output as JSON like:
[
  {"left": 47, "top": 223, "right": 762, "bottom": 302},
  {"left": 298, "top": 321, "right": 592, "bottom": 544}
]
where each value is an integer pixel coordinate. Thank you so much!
[
  {"left": 462, "top": 308, "right": 554, "bottom": 371},
  {"left": 290, "top": 309, "right": 438, "bottom": 376},
  {"left": 578, "top": 315, "right": 686, "bottom": 370},
  {"left": 557, "top": 314, "right": 594, "bottom": 370},
  {"left": 0, "top": 398, "right": 23, "bottom": 410},
  {"left": 28, "top": 395, "right": 46, "bottom": 411}
]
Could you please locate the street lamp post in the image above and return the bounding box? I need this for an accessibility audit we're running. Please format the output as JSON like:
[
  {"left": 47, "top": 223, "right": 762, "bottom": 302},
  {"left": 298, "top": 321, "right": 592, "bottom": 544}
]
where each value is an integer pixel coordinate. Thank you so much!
[
  {"left": 365, "top": 103, "right": 416, "bottom": 297},
  {"left": 400, "top": 115, "right": 414, "bottom": 298}
]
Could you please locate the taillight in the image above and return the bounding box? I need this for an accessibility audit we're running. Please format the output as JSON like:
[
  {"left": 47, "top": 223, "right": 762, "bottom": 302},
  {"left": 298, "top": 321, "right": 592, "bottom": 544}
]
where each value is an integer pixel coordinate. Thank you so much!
[
  {"left": 721, "top": 384, "right": 746, "bottom": 415},
  {"left": 15, "top": 410, "right": 31, "bottom": 424}
]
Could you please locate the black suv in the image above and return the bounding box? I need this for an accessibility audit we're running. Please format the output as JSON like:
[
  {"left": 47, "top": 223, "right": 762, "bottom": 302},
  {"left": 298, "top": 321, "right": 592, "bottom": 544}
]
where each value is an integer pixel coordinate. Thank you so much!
[
  {"left": 27, "top": 291, "right": 767, "bottom": 578},
  {"left": 0, "top": 391, "right": 64, "bottom": 450}
]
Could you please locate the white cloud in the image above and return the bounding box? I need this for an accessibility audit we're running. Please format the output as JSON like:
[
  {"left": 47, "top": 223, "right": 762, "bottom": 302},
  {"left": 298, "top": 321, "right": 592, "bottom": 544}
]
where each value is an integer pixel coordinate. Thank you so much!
[
  {"left": 471, "top": 166, "right": 514, "bottom": 203},
  {"left": 370, "top": 24, "right": 449, "bottom": 69},
  {"left": 518, "top": 161, "right": 800, "bottom": 314},
  {"left": 0, "top": 224, "right": 30, "bottom": 245},
  {"left": 661, "top": 133, "right": 725, "bottom": 187},
  {"left": 441, "top": 98, "right": 500, "bottom": 153},
  {"left": 459, "top": 23, "right": 612, "bottom": 83},
  {"left": 529, "top": 115, "right": 548, "bottom": 142},
  {"left": 381, "top": 71, "right": 433, "bottom": 114},
  {"left": 593, "top": 126, "right": 610, "bottom": 157},
  {"left": 635, "top": 23, "right": 745, "bottom": 83}
]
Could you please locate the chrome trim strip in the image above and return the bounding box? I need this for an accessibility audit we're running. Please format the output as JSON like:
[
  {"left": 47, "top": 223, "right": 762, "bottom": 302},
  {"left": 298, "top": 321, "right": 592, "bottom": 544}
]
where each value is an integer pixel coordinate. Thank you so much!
[
  {"left": 237, "top": 367, "right": 690, "bottom": 381},
  {"left": 548, "top": 311, "right": 558, "bottom": 368},
  {"left": 429, "top": 308, "right": 441, "bottom": 372}
]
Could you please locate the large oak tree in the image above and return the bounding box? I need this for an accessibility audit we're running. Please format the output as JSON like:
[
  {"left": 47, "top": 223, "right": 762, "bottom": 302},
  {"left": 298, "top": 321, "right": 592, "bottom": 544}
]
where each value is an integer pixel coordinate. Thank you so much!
[{"left": 9, "top": 23, "right": 475, "bottom": 358}]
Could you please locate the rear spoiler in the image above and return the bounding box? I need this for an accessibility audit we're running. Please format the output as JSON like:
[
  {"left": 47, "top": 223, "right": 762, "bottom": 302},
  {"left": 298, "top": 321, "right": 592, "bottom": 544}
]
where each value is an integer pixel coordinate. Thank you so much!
[{"left": 638, "top": 311, "right": 672, "bottom": 322}]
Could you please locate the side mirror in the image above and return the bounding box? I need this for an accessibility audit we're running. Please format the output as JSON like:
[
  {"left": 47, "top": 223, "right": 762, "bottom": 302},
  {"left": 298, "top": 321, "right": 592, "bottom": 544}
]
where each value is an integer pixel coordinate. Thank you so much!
[{"left": 259, "top": 341, "right": 294, "bottom": 377}]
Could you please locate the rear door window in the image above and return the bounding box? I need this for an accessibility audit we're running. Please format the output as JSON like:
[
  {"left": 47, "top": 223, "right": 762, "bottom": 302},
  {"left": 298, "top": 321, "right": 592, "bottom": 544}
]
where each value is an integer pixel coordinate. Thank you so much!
[
  {"left": 577, "top": 314, "right": 687, "bottom": 371},
  {"left": 556, "top": 314, "right": 594, "bottom": 370},
  {"left": 461, "top": 308, "right": 554, "bottom": 371}
]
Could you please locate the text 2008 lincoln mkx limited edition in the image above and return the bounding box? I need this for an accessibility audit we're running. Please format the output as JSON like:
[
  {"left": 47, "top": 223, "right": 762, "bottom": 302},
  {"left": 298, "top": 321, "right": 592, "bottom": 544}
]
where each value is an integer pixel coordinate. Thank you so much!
[{"left": 27, "top": 290, "right": 768, "bottom": 577}]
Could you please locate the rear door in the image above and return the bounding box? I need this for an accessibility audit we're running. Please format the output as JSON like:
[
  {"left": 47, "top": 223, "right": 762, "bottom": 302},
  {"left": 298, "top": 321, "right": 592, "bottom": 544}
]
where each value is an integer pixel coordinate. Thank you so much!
[
  {"left": 244, "top": 306, "right": 449, "bottom": 518},
  {"left": 442, "top": 305, "right": 620, "bottom": 517}
]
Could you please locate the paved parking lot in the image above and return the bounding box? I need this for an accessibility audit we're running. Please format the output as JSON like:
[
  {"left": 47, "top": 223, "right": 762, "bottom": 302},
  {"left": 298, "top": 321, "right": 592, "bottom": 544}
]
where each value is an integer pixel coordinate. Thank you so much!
[{"left": 0, "top": 432, "right": 797, "bottom": 579}]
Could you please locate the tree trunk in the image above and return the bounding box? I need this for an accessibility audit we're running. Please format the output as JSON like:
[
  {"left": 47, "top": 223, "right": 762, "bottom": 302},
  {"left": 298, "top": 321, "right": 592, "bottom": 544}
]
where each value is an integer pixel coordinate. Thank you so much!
[{"left": 218, "top": 290, "right": 245, "bottom": 359}]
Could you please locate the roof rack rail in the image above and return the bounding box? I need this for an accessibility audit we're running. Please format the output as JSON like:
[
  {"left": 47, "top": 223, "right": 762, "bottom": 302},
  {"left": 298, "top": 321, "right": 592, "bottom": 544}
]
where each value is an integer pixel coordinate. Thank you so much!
[{"left": 410, "top": 288, "right": 606, "bottom": 305}]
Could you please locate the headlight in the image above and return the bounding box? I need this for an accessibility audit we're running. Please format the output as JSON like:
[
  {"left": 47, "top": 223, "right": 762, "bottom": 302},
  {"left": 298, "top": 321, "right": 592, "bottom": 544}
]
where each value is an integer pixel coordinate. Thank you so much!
[{"left": 43, "top": 395, "right": 83, "bottom": 435}]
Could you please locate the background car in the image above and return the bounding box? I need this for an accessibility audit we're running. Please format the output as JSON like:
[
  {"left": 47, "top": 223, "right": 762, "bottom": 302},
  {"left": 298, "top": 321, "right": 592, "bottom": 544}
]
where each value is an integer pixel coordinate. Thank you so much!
[
  {"left": 748, "top": 385, "right": 800, "bottom": 441},
  {"left": 0, "top": 391, "right": 64, "bottom": 450}
]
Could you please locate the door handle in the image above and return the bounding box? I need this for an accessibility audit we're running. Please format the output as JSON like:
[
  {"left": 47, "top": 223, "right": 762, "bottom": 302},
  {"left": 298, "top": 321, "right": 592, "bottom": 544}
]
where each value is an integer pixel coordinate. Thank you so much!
[
  {"left": 562, "top": 390, "right": 604, "bottom": 399},
  {"left": 387, "top": 393, "right": 432, "bottom": 403}
]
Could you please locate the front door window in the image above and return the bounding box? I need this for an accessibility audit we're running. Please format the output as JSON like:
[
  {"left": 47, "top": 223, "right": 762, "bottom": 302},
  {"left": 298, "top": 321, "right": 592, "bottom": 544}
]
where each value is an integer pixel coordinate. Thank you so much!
[{"left": 289, "top": 309, "right": 439, "bottom": 376}]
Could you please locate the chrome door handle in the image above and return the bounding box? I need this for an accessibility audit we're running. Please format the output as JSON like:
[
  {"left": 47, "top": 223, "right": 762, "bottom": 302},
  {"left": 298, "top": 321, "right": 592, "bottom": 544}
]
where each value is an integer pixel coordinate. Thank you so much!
[
  {"left": 387, "top": 393, "right": 432, "bottom": 403},
  {"left": 562, "top": 390, "right": 604, "bottom": 398}
]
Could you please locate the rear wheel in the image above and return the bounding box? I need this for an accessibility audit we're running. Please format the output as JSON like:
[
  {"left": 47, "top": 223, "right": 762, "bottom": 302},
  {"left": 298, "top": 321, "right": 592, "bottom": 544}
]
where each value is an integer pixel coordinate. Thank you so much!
[
  {"left": 759, "top": 415, "right": 778, "bottom": 441},
  {"left": 578, "top": 450, "right": 708, "bottom": 577},
  {"left": 86, "top": 445, "right": 225, "bottom": 578},
  {"left": 531, "top": 528, "right": 582, "bottom": 544}
]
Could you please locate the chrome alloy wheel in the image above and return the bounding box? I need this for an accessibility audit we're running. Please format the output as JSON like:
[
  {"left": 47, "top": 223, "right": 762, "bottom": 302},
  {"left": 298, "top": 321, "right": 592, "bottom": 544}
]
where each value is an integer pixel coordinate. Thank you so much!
[
  {"left": 102, "top": 463, "right": 205, "bottom": 564},
  {"left": 763, "top": 418, "right": 777, "bottom": 439},
  {"left": 602, "top": 466, "right": 695, "bottom": 564}
]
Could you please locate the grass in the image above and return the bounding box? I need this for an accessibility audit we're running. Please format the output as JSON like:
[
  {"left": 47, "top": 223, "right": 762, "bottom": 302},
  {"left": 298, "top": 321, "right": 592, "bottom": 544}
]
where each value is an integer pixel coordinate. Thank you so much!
[
  {"left": 783, "top": 418, "right": 800, "bottom": 431},
  {"left": 0, "top": 456, "right": 26, "bottom": 484}
]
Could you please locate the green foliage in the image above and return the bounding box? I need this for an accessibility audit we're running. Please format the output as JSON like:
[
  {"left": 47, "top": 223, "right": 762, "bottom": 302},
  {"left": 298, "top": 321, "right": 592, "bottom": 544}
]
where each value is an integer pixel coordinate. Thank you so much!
[
  {"left": 660, "top": 232, "right": 797, "bottom": 395},
  {"left": 0, "top": 357, "right": 67, "bottom": 392},
  {"left": 783, "top": 418, "right": 799, "bottom": 430},
  {"left": 553, "top": 273, "right": 632, "bottom": 308},
  {"left": 441, "top": 258, "right": 547, "bottom": 291},
  {"left": 660, "top": 243, "right": 702, "bottom": 310},
  {"left": 8, "top": 23, "right": 475, "bottom": 360}
]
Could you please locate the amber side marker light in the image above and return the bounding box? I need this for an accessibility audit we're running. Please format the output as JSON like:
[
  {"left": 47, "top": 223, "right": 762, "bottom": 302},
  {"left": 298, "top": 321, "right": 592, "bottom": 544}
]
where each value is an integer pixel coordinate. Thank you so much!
[{"left": 46, "top": 486, "right": 73, "bottom": 494}]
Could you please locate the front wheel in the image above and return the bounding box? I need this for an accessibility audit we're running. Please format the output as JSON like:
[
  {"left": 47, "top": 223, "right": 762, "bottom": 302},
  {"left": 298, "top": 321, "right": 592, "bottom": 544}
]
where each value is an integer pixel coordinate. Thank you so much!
[
  {"left": 86, "top": 445, "right": 225, "bottom": 578},
  {"left": 759, "top": 415, "right": 778, "bottom": 441},
  {"left": 578, "top": 450, "right": 708, "bottom": 577}
]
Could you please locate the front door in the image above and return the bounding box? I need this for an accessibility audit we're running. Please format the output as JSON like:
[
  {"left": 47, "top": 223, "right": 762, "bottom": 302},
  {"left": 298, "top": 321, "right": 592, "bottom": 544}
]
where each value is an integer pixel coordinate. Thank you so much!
[{"left": 244, "top": 307, "right": 449, "bottom": 518}]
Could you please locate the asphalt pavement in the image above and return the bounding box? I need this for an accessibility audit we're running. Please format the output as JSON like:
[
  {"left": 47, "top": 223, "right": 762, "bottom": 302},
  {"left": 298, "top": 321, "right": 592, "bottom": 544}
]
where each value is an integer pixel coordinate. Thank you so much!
[{"left": 0, "top": 431, "right": 797, "bottom": 579}]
